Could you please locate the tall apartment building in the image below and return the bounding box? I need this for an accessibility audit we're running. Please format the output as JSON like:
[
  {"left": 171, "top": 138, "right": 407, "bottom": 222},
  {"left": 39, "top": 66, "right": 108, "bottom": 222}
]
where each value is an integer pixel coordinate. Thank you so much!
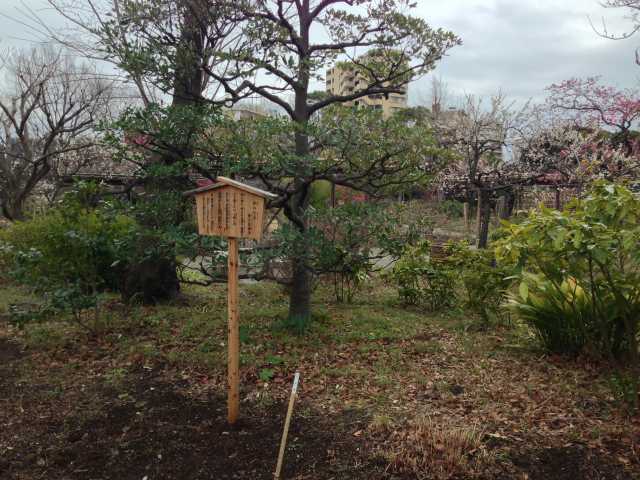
[{"left": 325, "top": 59, "right": 408, "bottom": 118}]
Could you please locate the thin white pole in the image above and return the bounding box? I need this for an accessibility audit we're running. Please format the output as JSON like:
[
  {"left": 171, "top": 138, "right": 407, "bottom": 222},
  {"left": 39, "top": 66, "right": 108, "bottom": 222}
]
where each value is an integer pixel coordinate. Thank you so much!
[{"left": 274, "top": 372, "right": 301, "bottom": 480}]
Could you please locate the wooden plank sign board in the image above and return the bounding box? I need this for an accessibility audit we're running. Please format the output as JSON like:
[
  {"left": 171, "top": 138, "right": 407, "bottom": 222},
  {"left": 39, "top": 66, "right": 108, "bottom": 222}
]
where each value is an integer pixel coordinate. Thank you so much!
[
  {"left": 195, "top": 187, "right": 265, "bottom": 240},
  {"left": 192, "top": 181, "right": 272, "bottom": 240},
  {"left": 185, "top": 177, "right": 277, "bottom": 425}
]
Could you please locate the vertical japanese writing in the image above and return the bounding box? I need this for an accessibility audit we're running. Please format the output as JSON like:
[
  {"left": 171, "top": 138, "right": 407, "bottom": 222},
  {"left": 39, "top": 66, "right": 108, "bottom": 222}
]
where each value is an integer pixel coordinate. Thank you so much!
[
  {"left": 239, "top": 192, "right": 246, "bottom": 237},
  {"left": 232, "top": 191, "right": 238, "bottom": 235},
  {"left": 224, "top": 190, "right": 230, "bottom": 234},
  {"left": 217, "top": 190, "right": 223, "bottom": 234}
]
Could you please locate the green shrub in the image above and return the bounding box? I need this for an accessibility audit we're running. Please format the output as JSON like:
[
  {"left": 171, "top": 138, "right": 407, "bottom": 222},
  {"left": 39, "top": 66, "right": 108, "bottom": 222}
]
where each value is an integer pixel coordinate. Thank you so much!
[
  {"left": 317, "top": 203, "right": 427, "bottom": 303},
  {"left": 504, "top": 273, "right": 624, "bottom": 355},
  {"left": 388, "top": 242, "right": 456, "bottom": 311},
  {"left": 0, "top": 183, "right": 138, "bottom": 332},
  {"left": 268, "top": 202, "right": 429, "bottom": 304},
  {"left": 7, "top": 302, "right": 54, "bottom": 328},
  {"left": 1, "top": 180, "right": 187, "bottom": 311},
  {"left": 0, "top": 202, "right": 135, "bottom": 293},
  {"left": 445, "top": 242, "right": 513, "bottom": 324},
  {"left": 439, "top": 199, "right": 464, "bottom": 218},
  {"left": 496, "top": 181, "right": 640, "bottom": 409}
]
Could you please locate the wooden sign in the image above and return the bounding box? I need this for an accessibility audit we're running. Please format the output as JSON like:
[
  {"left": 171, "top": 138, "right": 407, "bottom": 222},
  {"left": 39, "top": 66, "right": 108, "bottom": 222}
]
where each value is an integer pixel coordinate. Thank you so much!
[
  {"left": 185, "top": 177, "right": 276, "bottom": 424},
  {"left": 189, "top": 177, "right": 275, "bottom": 241}
]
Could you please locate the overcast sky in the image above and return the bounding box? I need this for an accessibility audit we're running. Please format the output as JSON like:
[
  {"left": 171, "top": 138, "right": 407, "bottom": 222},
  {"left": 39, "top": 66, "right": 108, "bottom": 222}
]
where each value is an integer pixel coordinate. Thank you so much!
[
  {"left": 1, "top": 0, "right": 639, "bottom": 106},
  {"left": 412, "top": 0, "right": 640, "bottom": 105}
]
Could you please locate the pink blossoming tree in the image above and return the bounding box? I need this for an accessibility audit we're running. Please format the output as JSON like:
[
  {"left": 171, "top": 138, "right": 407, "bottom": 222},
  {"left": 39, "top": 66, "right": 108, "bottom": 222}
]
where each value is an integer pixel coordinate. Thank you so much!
[
  {"left": 547, "top": 77, "right": 640, "bottom": 138},
  {"left": 545, "top": 77, "right": 640, "bottom": 178}
]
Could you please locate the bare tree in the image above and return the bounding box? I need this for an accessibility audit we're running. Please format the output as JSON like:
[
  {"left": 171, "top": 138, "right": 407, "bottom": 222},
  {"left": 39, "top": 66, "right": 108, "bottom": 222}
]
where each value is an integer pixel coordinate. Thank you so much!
[
  {"left": 428, "top": 75, "right": 450, "bottom": 116},
  {"left": 591, "top": 0, "right": 640, "bottom": 63},
  {"left": 23, "top": 0, "right": 156, "bottom": 105},
  {"left": 30, "top": 1, "right": 244, "bottom": 107},
  {"left": 436, "top": 93, "right": 519, "bottom": 247},
  {"left": 0, "top": 46, "right": 113, "bottom": 221}
]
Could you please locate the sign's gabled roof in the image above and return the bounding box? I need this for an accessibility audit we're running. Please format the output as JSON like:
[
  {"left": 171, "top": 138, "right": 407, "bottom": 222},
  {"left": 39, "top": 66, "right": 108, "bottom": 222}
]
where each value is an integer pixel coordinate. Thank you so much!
[{"left": 183, "top": 176, "right": 278, "bottom": 199}]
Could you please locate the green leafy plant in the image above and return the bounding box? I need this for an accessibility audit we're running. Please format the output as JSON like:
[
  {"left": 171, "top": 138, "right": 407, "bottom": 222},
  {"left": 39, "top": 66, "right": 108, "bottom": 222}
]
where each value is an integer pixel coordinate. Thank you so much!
[
  {"left": 496, "top": 181, "right": 640, "bottom": 409},
  {"left": 445, "top": 242, "right": 513, "bottom": 325},
  {"left": 504, "top": 273, "right": 622, "bottom": 355},
  {"left": 388, "top": 242, "right": 456, "bottom": 311},
  {"left": 0, "top": 183, "right": 139, "bottom": 332},
  {"left": 266, "top": 355, "right": 285, "bottom": 366},
  {"left": 439, "top": 199, "right": 464, "bottom": 218},
  {"left": 259, "top": 368, "right": 275, "bottom": 382},
  {"left": 7, "top": 302, "right": 54, "bottom": 329},
  {"left": 0, "top": 187, "right": 135, "bottom": 294},
  {"left": 262, "top": 202, "right": 430, "bottom": 306},
  {"left": 316, "top": 203, "right": 429, "bottom": 303}
]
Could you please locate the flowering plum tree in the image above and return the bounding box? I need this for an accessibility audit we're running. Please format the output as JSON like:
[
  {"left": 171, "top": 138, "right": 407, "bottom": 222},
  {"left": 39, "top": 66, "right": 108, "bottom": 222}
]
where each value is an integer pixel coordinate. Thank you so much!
[
  {"left": 438, "top": 78, "right": 640, "bottom": 249},
  {"left": 547, "top": 78, "right": 640, "bottom": 146},
  {"left": 545, "top": 78, "right": 640, "bottom": 180},
  {"left": 435, "top": 93, "right": 526, "bottom": 248}
]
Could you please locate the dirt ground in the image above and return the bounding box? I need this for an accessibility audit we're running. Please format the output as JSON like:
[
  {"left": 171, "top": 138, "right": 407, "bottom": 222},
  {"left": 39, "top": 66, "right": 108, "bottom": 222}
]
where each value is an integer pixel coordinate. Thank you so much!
[
  {"left": 1, "top": 333, "right": 637, "bottom": 480},
  {"left": 2, "top": 275, "right": 640, "bottom": 479},
  {"left": 0, "top": 338, "right": 371, "bottom": 480}
]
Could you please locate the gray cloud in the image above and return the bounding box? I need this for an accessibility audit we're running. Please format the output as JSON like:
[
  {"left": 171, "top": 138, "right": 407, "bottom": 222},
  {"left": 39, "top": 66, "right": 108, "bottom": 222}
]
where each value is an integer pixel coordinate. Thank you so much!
[
  {"left": 1, "top": 0, "right": 639, "bottom": 107},
  {"left": 413, "top": 0, "right": 640, "bottom": 105}
]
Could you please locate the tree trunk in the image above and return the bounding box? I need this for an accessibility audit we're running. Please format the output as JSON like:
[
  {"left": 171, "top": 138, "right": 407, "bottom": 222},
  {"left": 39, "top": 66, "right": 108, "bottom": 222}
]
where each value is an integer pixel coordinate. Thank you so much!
[
  {"left": 475, "top": 187, "right": 482, "bottom": 238},
  {"left": 284, "top": 10, "right": 314, "bottom": 324},
  {"left": 285, "top": 177, "right": 313, "bottom": 323},
  {"left": 477, "top": 189, "right": 491, "bottom": 249},
  {"left": 1, "top": 196, "right": 26, "bottom": 222},
  {"left": 283, "top": 171, "right": 314, "bottom": 322},
  {"left": 172, "top": 2, "right": 206, "bottom": 109},
  {"left": 288, "top": 260, "right": 312, "bottom": 321},
  {"left": 138, "top": 5, "right": 207, "bottom": 297},
  {"left": 499, "top": 188, "right": 516, "bottom": 221},
  {"left": 286, "top": 130, "right": 312, "bottom": 323},
  {"left": 463, "top": 201, "right": 469, "bottom": 231},
  {"left": 164, "top": 5, "right": 206, "bottom": 165}
]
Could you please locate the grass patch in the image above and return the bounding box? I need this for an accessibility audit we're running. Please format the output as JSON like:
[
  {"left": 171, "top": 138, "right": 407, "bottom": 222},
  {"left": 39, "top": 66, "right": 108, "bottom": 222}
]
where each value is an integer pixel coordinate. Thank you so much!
[
  {"left": 412, "top": 339, "right": 444, "bottom": 355},
  {"left": 383, "top": 416, "right": 486, "bottom": 479}
]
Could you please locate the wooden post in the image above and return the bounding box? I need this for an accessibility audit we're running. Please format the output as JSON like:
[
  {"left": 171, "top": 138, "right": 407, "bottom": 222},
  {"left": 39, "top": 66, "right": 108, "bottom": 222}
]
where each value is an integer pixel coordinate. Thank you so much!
[
  {"left": 331, "top": 183, "right": 336, "bottom": 208},
  {"left": 463, "top": 202, "right": 469, "bottom": 232},
  {"left": 475, "top": 188, "right": 482, "bottom": 243},
  {"left": 227, "top": 237, "right": 240, "bottom": 424},
  {"left": 184, "top": 177, "right": 277, "bottom": 425}
]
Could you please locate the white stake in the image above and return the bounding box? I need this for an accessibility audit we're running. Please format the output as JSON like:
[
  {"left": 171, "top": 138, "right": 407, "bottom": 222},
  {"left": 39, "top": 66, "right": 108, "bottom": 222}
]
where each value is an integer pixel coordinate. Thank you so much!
[{"left": 274, "top": 372, "right": 301, "bottom": 480}]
